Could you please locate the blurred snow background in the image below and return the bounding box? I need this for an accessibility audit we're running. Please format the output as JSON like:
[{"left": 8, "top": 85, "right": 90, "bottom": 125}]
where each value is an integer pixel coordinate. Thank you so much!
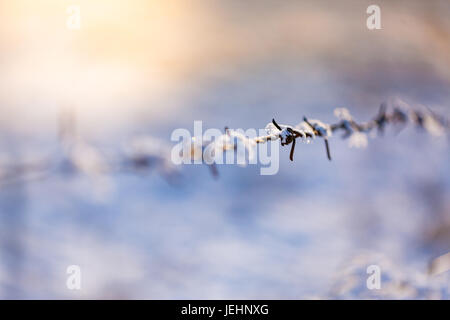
[{"left": 0, "top": 0, "right": 449, "bottom": 299}]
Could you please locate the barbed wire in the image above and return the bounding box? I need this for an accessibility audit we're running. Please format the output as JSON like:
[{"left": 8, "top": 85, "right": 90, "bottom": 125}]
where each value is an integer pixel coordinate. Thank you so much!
[
  {"left": 253, "top": 101, "right": 449, "bottom": 162},
  {"left": 0, "top": 99, "right": 448, "bottom": 187}
]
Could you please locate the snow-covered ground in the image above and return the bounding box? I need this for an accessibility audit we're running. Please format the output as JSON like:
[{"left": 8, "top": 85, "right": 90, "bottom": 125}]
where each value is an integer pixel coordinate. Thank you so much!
[{"left": 0, "top": 0, "right": 449, "bottom": 299}]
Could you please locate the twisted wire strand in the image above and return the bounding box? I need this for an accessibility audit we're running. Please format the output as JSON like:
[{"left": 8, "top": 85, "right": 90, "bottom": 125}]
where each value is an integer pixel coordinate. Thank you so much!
[{"left": 0, "top": 100, "right": 448, "bottom": 185}]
